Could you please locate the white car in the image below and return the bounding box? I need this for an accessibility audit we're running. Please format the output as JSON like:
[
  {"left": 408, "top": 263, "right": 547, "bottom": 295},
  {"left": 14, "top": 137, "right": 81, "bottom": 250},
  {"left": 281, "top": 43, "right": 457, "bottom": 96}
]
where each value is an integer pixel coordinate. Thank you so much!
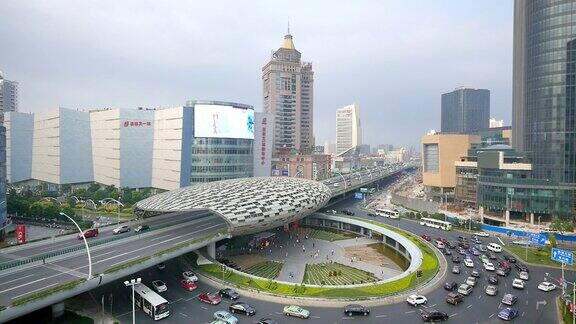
[
  {"left": 458, "top": 283, "right": 473, "bottom": 296},
  {"left": 464, "top": 258, "right": 474, "bottom": 268},
  {"left": 474, "top": 232, "right": 490, "bottom": 237},
  {"left": 183, "top": 271, "right": 198, "bottom": 282},
  {"left": 512, "top": 278, "right": 525, "bottom": 289},
  {"left": 466, "top": 276, "right": 477, "bottom": 287},
  {"left": 483, "top": 262, "right": 495, "bottom": 271},
  {"left": 519, "top": 271, "right": 529, "bottom": 281},
  {"left": 487, "top": 243, "right": 502, "bottom": 253},
  {"left": 406, "top": 294, "right": 427, "bottom": 306},
  {"left": 152, "top": 280, "right": 167, "bottom": 293},
  {"left": 538, "top": 281, "right": 556, "bottom": 292}
]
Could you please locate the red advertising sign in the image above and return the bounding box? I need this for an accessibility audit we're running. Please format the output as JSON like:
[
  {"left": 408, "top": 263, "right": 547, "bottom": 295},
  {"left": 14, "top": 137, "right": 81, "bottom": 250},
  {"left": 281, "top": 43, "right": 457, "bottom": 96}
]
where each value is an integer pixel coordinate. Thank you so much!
[{"left": 15, "top": 224, "right": 26, "bottom": 244}]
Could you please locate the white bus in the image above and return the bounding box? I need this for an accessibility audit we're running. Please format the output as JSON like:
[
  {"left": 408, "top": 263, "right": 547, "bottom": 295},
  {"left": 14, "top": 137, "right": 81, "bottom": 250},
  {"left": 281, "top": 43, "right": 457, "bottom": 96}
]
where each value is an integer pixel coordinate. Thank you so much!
[
  {"left": 419, "top": 217, "right": 452, "bottom": 231},
  {"left": 133, "top": 283, "right": 170, "bottom": 320},
  {"left": 375, "top": 208, "right": 400, "bottom": 219}
]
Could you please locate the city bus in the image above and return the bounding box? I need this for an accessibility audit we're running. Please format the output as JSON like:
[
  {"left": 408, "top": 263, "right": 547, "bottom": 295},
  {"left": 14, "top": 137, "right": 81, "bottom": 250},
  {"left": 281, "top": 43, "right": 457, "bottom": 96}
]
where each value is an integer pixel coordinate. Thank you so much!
[
  {"left": 419, "top": 217, "right": 452, "bottom": 231},
  {"left": 133, "top": 283, "right": 170, "bottom": 320},
  {"left": 375, "top": 208, "right": 400, "bottom": 219}
]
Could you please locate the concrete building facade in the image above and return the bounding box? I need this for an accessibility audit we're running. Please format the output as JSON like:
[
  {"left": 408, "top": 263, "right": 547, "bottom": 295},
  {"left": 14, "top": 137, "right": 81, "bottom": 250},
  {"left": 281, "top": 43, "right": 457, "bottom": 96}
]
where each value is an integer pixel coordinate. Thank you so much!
[
  {"left": 90, "top": 109, "right": 154, "bottom": 189},
  {"left": 272, "top": 153, "right": 331, "bottom": 181},
  {"left": 441, "top": 87, "right": 490, "bottom": 133},
  {"left": 4, "top": 112, "right": 33, "bottom": 183},
  {"left": 336, "top": 103, "right": 362, "bottom": 155},
  {"left": 421, "top": 133, "right": 480, "bottom": 202},
  {"left": 262, "top": 31, "right": 314, "bottom": 154},
  {"left": 0, "top": 72, "right": 18, "bottom": 114}
]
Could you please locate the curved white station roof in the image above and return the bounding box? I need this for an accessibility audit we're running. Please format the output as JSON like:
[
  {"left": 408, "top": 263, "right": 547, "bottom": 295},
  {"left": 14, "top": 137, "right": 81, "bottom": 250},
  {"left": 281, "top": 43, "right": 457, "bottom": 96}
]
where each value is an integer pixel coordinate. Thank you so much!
[{"left": 135, "top": 177, "right": 332, "bottom": 235}]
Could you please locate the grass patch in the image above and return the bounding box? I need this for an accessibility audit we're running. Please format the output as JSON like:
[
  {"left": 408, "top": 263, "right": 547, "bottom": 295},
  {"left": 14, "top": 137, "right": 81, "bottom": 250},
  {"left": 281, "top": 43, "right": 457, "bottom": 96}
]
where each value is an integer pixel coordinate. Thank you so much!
[
  {"left": 11, "top": 279, "right": 85, "bottom": 307},
  {"left": 244, "top": 261, "right": 283, "bottom": 279},
  {"left": 303, "top": 262, "right": 377, "bottom": 285},
  {"left": 505, "top": 245, "right": 576, "bottom": 270},
  {"left": 194, "top": 218, "right": 439, "bottom": 299},
  {"left": 301, "top": 225, "right": 355, "bottom": 241}
]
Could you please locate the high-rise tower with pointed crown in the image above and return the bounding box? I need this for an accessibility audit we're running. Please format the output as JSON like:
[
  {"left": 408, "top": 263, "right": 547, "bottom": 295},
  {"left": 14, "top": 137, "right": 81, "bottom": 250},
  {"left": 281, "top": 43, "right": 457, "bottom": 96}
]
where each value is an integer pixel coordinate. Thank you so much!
[{"left": 262, "top": 29, "right": 314, "bottom": 154}]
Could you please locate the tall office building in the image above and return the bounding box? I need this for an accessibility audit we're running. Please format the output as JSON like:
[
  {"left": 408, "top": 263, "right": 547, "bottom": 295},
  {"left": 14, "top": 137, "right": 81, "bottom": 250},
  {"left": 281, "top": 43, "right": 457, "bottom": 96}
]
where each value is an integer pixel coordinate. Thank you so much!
[
  {"left": 513, "top": 0, "right": 576, "bottom": 185},
  {"left": 336, "top": 103, "right": 362, "bottom": 155},
  {"left": 4, "top": 112, "right": 33, "bottom": 183},
  {"left": 441, "top": 87, "right": 490, "bottom": 133},
  {"left": 262, "top": 29, "right": 314, "bottom": 154},
  {"left": 0, "top": 72, "right": 18, "bottom": 113},
  {"left": 0, "top": 125, "right": 6, "bottom": 237}
]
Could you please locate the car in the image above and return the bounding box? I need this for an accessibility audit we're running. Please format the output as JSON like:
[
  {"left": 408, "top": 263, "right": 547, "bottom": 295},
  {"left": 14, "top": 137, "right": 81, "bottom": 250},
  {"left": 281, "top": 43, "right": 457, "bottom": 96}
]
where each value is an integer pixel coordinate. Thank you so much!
[
  {"left": 156, "top": 263, "right": 166, "bottom": 270},
  {"left": 466, "top": 276, "right": 477, "bottom": 287},
  {"left": 219, "top": 288, "right": 240, "bottom": 300},
  {"left": 488, "top": 251, "right": 497, "bottom": 260},
  {"left": 452, "top": 255, "right": 461, "bottom": 263},
  {"left": 519, "top": 271, "right": 529, "bottom": 281},
  {"left": 470, "top": 248, "right": 480, "bottom": 256},
  {"left": 213, "top": 310, "right": 238, "bottom": 324},
  {"left": 78, "top": 228, "right": 98, "bottom": 239},
  {"left": 444, "top": 281, "right": 458, "bottom": 291},
  {"left": 437, "top": 237, "right": 448, "bottom": 244},
  {"left": 180, "top": 279, "right": 198, "bottom": 291},
  {"left": 471, "top": 270, "right": 481, "bottom": 278},
  {"left": 443, "top": 248, "right": 452, "bottom": 255},
  {"left": 420, "top": 309, "right": 449, "bottom": 322},
  {"left": 488, "top": 274, "right": 499, "bottom": 285},
  {"left": 343, "top": 304, "right": 370, "bottom": 316},
  {"left": 504, "top": 255, "right": 517, "bottom": 263},
  {"left": 485, "top": 285, "right": 498, "bottom": 296},
  {"left": 435, "top": 240, "right": 445, "bottom": 249},
  {"left": 457, "top": 247, "right": 466, "bottom": 255},
  {"left": 464, "top": 258, "right": 474, "bottom": 268},
  {"left": 445, "top": 292, "right": 464, "bottom": 305},
  {"left": 501, "top": 293, "right": 518, "bottom": 306},
  {"left": 496, "top": 267, "right": 510, "bottom": 277},
  {"left": 152, "top": 280, "right": 167, "bottom": 293},
  {"left": 229, "top": 302, "right": 256, "bottom": 316},
  {"left": 486, "top": 243, "right": 502, "bottom": 253},
  {"left": 406, "top": 294, "right": 427, "bottom": 306},
  {"left": 367, "top": 213, "right": 377, "bottom": 217},
  {"left": 478, "top": 244, "right": 487, "bottom": 252},
  {"left": 257, "top": 318, "right": 278, "bottom": 324},
  {"left": 452, "top": 265, "right": 461, "bottom": 274},
  {"left": 341, "top": 210, "right": 355, "bottom": 216},
  {"left": 283, "top": 305, "right": 310, "bottom": 319},
  {"left": 198, "top": 292, "right": 222, "bottom": 305},
  {"left": 134, "top": 224, "right": 150, "bottom": 232},
  {"left": 512, "top": 278, "right": 525, "bottom": 289},
  {"left": 538, "top": 281, "right": 557, "bottom": 292},
  {"left": 483, "top": 262, "right": 495, "bottom": 271},
  {"left": 458, "top": 284, "right": 473, "bottom": 296},
  {"left": 333, "top": 183, "right": 340, "bottom": 187},
  {"left": 515, "top": 263, "right": 529, "bottom": 273},
  {"left": 421, "top": 234, "right": 432, "bottom": 241},
  {"left": 479, "top": 254, "right": 490, "bottom": 264},
  {"left": 183, "top": 271, "right": 198, "bottom": 282},
  {"left": 446, "top": 241, "right": 456, "bottom": 249},
  {"left": 325, "top": 209, "right": 337, "bottom": 214},
  {"left": 474, "top": 231, "right": 490, "bottom": 237},
  {"left": 499, "top": 260, "right": 512, "bottom": 270},
  {"left": 498, "top": 307, "right": 519, "bottom": 321},
  {"left": 112, "top": 225, "right": 130, "bottom": 234}
]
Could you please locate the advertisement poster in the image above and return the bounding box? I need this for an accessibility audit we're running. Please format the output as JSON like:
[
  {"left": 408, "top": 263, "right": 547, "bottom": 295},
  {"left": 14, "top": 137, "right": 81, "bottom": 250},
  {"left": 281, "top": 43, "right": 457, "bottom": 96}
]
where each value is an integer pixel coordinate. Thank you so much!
[
  {"left": 194, "top": 104, "right": 254, "bottom": 139},
  {"left": 15, "top": 224, "right": 26, "bottom": 244}
]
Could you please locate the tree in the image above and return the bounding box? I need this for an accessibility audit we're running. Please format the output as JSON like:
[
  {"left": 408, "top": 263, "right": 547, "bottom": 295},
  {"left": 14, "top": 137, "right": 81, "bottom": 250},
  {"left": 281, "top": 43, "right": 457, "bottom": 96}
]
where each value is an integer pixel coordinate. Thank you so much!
[
  {"left": 550, "top": 217, "right": 574, "bottom": 233},
  {"left": 548, "top": 232, "right": 557, "bottom": 249}
]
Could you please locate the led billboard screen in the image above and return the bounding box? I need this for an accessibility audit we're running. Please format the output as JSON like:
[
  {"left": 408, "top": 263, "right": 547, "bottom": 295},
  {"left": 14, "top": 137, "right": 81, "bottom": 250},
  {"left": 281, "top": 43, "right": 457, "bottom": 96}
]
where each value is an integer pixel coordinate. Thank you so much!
[{"left": 194, "top": 104, "right": 254, "bottom": 139}]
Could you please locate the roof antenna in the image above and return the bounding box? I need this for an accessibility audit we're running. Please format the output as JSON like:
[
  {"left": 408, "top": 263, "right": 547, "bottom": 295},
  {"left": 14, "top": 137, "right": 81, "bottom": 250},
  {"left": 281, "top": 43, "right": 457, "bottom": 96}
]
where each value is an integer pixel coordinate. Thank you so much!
[{"left": 287, "top": 20, "right": 290, "bottom": 34}]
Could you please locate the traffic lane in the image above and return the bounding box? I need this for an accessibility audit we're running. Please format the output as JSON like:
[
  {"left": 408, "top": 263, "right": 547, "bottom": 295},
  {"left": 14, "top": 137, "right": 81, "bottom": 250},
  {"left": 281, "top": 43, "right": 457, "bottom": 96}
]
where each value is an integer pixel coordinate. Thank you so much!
[
  {"left": 1, "top": 210, "right": 213, "bottom": 259},
  {"left": 0, "top": 217, "right": 227, "bottom": 305}
]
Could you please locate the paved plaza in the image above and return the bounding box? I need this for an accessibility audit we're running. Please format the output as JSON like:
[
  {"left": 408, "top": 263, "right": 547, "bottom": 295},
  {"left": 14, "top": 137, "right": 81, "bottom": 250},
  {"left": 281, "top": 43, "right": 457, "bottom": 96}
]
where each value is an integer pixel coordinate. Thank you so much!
[{"left": 244, "top": 227, "right": 404, "bottom": 283}]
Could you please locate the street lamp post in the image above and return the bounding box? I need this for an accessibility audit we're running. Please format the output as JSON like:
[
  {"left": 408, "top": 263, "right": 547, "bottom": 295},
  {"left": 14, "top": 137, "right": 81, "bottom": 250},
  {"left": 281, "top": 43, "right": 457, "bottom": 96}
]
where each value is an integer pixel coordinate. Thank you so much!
[
  {"left": 59, "top": 212, "right": 92, "bottom": 279},
  {"left": 124, "top": 277, "right": 141, "bottom": 324}
]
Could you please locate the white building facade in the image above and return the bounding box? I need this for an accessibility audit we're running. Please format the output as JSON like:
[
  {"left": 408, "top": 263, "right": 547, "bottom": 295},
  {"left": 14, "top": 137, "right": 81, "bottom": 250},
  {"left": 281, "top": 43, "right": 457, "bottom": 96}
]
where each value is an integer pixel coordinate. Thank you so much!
[
  {"left": 336, "top": 103, "right": 362, "bottom": 155},
  {"left": 4, "top": 112, "right": 33, "bottom": 183}
]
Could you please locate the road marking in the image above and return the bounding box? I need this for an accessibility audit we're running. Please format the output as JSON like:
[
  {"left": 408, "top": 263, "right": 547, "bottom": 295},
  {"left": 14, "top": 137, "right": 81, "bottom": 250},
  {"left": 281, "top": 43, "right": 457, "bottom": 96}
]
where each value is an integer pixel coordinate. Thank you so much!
[
  {"left": 179, "top": 312, "right": 188, "bottom": 317},
  {"left": 0, "top": 274, "right": 35, "bottom": 287},
  {"left": 478, "top": 295, "right": 482, "bottom": 299},
  {"left": 522, "top": 312, "right": 525, "bottom": 317},
  {"left": 489, "top": 314, "right": 494, "bottom": 318},
  {"left": 405, "top": 310, "right": 415, "bottom": 314},
  {"left": 92, "top": 249, "right": 118, "bottom": 258},
  {"left": 467, "top": 305, "right": 472, "bottom": 309},
  {"left": 449, "top": 313, "right": 458, "bottom": 317},
  {"left": 149, "top": 234, "right": 173, "bottom": 242},
  {"left": 10, "top": 282, "right": 58, "bottom": 299},
  {"left": 201, "top": 306, "right": 207, "bottom": 310},
  {"left": 310, "top": 315, "right": 321, "bottom": 319},
  {"left": 108, "top": 255, "right": 141, "bottom": 268},
  {"left": 375, "top": 314, "right": 387, "bottom": 318}
]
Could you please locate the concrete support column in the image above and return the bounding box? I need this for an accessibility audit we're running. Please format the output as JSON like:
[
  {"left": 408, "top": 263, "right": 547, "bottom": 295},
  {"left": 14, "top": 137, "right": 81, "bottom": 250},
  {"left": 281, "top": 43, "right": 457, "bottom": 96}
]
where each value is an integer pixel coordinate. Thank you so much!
[
  {"left": 207, "top": 242, "right": 216, "bottom": 259},
  {"left": 360, "top": 227, "right": 365, "bottom": 236},
  {"left": 530, "top": 213, "right": 535, "bottom": 225},
  {"left": 504, "top": 210, "right": 510, "bottom": 227},
  {"left": 52, "top": 302, "right": 65, "bottom": 319},
  {"left": 479, "top": 206, "right": 484, "bottom": 223}
]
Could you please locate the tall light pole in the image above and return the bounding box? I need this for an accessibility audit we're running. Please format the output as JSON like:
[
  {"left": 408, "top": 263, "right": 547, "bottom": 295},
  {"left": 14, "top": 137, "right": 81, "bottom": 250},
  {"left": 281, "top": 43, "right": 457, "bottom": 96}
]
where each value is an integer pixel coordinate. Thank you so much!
[
  {"left": 59, "top": 212, "right": 92, "bottom": 279},
  {"left": 103, "top": 198, "right": 124, "bottom": 225},
  {"left": 335, "top": 171, "right": 348, "bottom": 190},
  {"left": 124, "top": 277, "right": 141, "bottom": 324}
]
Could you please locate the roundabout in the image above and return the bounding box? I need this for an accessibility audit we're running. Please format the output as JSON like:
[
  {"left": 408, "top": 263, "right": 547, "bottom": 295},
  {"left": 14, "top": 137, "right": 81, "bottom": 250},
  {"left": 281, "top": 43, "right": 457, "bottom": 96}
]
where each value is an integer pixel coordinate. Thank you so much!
[{"left": 190, "top": 214, "right": 443, "bottom": 304}]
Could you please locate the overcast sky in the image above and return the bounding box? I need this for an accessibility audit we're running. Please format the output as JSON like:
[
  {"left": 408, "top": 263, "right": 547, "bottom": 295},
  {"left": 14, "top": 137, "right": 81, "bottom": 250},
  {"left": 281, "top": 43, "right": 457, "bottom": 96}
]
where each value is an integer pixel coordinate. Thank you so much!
[{"left": 0, "top": 0, "right": 513, "bottom": 148}]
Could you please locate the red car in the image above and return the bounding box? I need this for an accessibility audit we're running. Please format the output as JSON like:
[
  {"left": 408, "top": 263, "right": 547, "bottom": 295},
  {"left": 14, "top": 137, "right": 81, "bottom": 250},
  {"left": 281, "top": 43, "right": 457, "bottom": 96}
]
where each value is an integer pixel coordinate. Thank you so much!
[
  {"left": 198, "top": 292, "right": 221, "bottom": 305},
  {"left": 77, "top": 228, "right": 98, "bottom": 239},
  {"left": 421, "top": 234, "right": 431, "bottom": 241},
  {"left": 180, "top": 279, "right": 198, "bottom": 291},
  {"left": 499, "top": 261, "right": 511, "bottom": 270},
  {"left": 436, "top": 237, "right": 448, "bottom": 244}
]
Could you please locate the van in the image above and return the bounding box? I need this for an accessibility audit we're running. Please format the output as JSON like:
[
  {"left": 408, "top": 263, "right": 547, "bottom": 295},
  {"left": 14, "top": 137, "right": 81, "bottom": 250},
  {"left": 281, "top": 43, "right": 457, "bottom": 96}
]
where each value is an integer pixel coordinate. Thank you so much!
[
  {"left": 78, "top": 228, "right": 98, "bottom": 239},
  {"left": 487, "top": 243, "right": 502, "bottom": 253}
]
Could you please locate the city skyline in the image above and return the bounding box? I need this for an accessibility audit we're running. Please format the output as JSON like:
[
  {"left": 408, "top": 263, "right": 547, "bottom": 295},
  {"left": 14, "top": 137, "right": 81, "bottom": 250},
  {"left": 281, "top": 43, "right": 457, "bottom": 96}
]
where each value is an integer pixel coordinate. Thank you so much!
[{"left": 0, "top": 0, "right": 513, "bottom": 148}]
